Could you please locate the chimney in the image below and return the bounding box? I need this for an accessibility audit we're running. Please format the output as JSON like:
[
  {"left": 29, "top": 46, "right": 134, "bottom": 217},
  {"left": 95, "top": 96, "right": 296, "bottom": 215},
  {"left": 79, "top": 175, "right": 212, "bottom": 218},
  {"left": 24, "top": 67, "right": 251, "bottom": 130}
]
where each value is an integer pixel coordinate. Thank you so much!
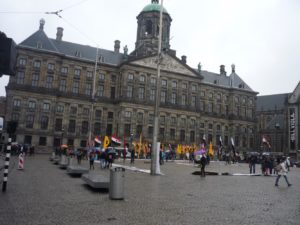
[
  {"left": 231, "top": 64, "right": 236, "bottom": 73},
  {"left": 220, "top": 65, "right": 226, "bottom": 75},
  {"left": 39, "top": 18, "right": 45, "bottom": 30},
  {"left": 114, "top": 40, "right": 120, "bottom": 53},
  {"left": 56, "top": 27, "right": 64, "bottom": 41},
  {"left": 181, "top": 55, "right": 187, "bottom": 64}
]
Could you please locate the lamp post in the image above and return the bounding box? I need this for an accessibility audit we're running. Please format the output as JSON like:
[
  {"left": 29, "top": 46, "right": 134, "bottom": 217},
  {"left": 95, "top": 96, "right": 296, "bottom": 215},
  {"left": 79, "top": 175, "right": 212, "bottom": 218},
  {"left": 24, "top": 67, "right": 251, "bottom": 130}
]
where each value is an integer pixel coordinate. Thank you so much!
[
  {"left": 151, "top": 0, "right": 164, "bottom": 175},
  {"left": 275, "top": 122, "right": 280, "bottom": 152}
]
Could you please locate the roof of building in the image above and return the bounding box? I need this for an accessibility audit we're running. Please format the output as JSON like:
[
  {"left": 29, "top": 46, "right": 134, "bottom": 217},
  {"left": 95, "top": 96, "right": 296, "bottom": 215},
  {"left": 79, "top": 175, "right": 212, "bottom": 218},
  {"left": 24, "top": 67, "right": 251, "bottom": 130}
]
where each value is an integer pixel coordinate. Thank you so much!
[
  {"left": 19, "top": 27, "right": 124, "bottom": 66},
  {"left": 199, "top": 70, "right": 254, "bottom": 92},
  {"left": 18, "top": 20, "right": 255, "bottom": 93},
  {"left": 256, "top": 93, "right": 289, "bottom": 112},
  {"left": 142, "top": 2, "right": 168, "bottom": 13}
]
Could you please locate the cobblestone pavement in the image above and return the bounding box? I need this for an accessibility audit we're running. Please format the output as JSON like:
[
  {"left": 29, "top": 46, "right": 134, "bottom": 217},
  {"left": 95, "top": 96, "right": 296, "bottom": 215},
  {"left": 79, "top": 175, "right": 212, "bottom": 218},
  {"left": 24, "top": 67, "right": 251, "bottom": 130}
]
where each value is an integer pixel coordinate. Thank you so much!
[{"left": 0, "top": 155, "right": 299, "bottom": 225}]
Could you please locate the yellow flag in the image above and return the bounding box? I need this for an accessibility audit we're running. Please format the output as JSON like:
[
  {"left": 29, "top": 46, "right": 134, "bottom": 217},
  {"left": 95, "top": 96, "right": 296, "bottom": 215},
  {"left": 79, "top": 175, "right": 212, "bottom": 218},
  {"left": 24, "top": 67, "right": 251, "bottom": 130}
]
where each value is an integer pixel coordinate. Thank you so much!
[
  {"left": 103, "top": 136, "right": 110, "bottom": 148},
  {"left": 209, "top": 141, "right": 214, "bottom": 156}
]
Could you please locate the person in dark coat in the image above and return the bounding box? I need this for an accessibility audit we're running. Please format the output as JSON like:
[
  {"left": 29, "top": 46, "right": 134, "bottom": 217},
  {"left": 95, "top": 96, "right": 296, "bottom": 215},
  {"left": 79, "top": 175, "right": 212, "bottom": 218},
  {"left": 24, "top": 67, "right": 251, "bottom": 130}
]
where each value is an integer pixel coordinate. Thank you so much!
[
  {"left": 249, "top": 155, "right": 257, "bottom": 174},
  {"left": 200, "top": 155, "right": 207, "bottom": 177},
  {"left": 130, "top": 148, "right": 135, "bottom": 164}
]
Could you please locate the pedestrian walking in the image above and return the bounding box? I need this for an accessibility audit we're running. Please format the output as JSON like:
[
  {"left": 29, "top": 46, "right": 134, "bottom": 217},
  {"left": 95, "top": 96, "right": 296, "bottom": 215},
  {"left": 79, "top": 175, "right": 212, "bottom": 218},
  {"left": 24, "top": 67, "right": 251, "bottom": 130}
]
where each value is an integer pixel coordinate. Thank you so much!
[
  {"left": 275, "top": 157, "right": 292, "bottom": 187},
  {"left": 89, "top": 151, "right": 95, "bottom": 170},
  {"left": 200, "top": 154, "right": 207, "bottom": 177},
  {"left": 130, "top": 148, "right": 135, "bottom": 164},
  {"left": 249, "top": 155, "right": 257, "bottom": 174}
]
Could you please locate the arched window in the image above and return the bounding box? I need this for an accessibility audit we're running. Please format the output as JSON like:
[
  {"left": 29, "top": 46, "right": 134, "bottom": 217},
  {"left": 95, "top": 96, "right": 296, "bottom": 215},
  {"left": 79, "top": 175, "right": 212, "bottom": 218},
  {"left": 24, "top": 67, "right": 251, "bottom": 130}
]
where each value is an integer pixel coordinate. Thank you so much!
[{"left": 145, "top": 20, "right": 152, "bottom": 35}]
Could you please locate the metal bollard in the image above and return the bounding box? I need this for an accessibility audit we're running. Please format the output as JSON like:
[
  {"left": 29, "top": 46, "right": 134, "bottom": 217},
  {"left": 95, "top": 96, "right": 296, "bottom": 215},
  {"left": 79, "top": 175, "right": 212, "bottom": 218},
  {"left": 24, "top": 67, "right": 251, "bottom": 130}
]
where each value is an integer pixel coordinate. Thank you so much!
[
  {"left": 2, "top": 138, "right": 12, "bottom": 192},
  {"left": 109, "top": 167, "right": 125, "bottom": 200}
]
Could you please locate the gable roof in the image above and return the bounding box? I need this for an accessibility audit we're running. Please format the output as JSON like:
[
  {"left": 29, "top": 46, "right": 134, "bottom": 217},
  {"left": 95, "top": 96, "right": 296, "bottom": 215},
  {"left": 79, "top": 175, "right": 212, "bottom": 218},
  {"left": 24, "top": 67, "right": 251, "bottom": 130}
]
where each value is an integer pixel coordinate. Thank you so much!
[
  {"left": 256, "top": 94, "right": 289, "bottom": 112},
  {"left": 19, "top": 28, "right": 124, "bottom": 66},
  {"left": 197, "top": 70, "right": 255, "bottom": 92}
]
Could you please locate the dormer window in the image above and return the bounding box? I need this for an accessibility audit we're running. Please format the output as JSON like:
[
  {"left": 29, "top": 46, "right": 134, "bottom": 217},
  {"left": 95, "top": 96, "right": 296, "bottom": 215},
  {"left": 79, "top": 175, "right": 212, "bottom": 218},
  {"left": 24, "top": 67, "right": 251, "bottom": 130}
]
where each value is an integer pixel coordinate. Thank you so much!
[
  {"left": 33, "top": 60, "right": 41, "bottom": 69},
  {"left": 98, "top": 55, "right": 105, "bottom": 63},
  {"left": 75, "top": 51, "right": 82, "bottom": 57},
  {"left": 239, "top": 83, "right": 245, "bottom": 88},
  {"left": 37, "top": 41, "right": 42, "bottom": 49}
]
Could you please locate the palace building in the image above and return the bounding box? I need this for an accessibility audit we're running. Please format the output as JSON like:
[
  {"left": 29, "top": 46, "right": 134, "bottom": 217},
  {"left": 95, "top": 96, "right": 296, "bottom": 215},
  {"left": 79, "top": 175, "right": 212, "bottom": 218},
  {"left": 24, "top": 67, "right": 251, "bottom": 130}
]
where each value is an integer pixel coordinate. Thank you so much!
[{"left": 4, "top": 1, "right": 257, "bottom": 153}]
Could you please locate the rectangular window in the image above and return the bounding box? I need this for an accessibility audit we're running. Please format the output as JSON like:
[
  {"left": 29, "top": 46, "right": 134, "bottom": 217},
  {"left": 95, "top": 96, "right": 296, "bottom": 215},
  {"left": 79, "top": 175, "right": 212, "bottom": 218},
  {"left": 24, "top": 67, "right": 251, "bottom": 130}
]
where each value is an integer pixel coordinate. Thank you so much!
[
  {"left": 13, "top": 99, "right": 21, "bottom": 108},
  {"left": 33, "top": 60, "right": 41, "bottom": 69},
  {"left": 191, "top": 84, "right": 197, "bottom": 91},
  {"left": 182, "top": 95, "right": 186, "bottom": 106},
  {"left": 32, "top": 74, "right": 39, "bottom": 87},
  {"left": 159, "top": 127, "right": 165, "bottom": 139},
  {"left": 150, "top": 77, "right": 156, "bottom": 85},
  {"left": 191, "top": 96, "right": 196, "bottom": 107},
  {"left": 59, "top": 79, "right": 66, "bottom": 92},
  {"left": 45, "top": 76, "right": 53, "bottom": 89},
  {"left": 68, "top": 120, "right": 76, "bottom": 133},
  {"left": 148, "top": 114, "right": 154, "bottom": 124},
  {"left": 160, "top": 116, "right": 165, "bottom": 124},
  {"left": 72, "top": 80, "right": 79, "bottom": 94},
  {"left": 28, "top": 101, "right": 36, "bottom": 111},
  {"left": 99, "top": 73, "right": 105, "bottom": 81},
  {"left": 170, "top": 128, "right": 175, "bottom": 140},
  {"left": 124, "top": 124, "right": 131, "bottom": 136},
  {"left": 43, "top": 103, "right": 50, "bottom": 111},
  {"left": 137, "top": 112, "right": 143, "bottom": 123},
  {"left": 161, "top": 79, "right": 167, "bottom": 87},
  {"left": 83, "top": 108, "right": 89, "bottom": 116},
  {"left": 136, "top": 125, "right": 143, "bottom": 136},
  {"left": 39, "top": 137, "right": 47, "bottom": 146},
  {"left": 41, "top": 116, "right": 49, "bottom": 130},
  {"left": 12, "top": 113, "right": 19, "bottom": 121},
  {"left": 190, "top": 131, "right": 195, "bottom": 143},
  {"left": 172, "top": 81, "right": 177, "bottom": 88},
  {"left": 148, "top": 126, "right": 153, "bottom": 136},
  {"left": 85, "top": 83, "right": 92, "bottom": 96},
  {"left": 26, "top": 115, "right": 34, "bottom": 128},
  {"left": 81, "top": 121, "right": 89, "bottom": 134},
  {"left": 110, "top": 86, "right": 115, "bottom": 99},
  {"left": 97, "top": 85, "right": 104, "bottom": 97},
  {"left": 47, "top": 63, "right": 55, "bottom": 71},
  {"left": 70, "top": 106, "right": 77, "bottom": 115},
  {"left": 16, "top": 71, "right": 25, "bottom": 84},
  {"left": 56, "top": 105, "right": 64, "bottom": 113},
  {"left": 124, "top": 111, "right": 131, "bottom": 118},
  {"left": 182, "top": 83, "right": 187, "bottom": 89},
  {"left": 55, "top": 118, "right": 62, "bottom": 131},
  {"left": 180, "top": 130, "right": 185, "bottom": 142},
  {"left": 61, "top": 67, "right": 68, "bottom": 75},
  {"left": 208, "top": 102, "right": 213, "bottom": 113},
  {"left": 94, "top": 122, "right": 101, "bottom": 135},
  {"left": 128, "top": 73, "right": 134, "bottom": 81},
  {"left": 19, "top": 58, "right": 27, "bottom": 66},
  {"left": 138, "top": 87, "right": 145, "bottom": 99},
  {"left": 150, "top": 89, "right": 155, "bottom": 101},
  {"left": 171, "top": 93, "right": 176, "bottom": 104},
  {"left": 87, "top": 71, "right": 93, "bottom": 80},
  {"left": 161, "top": 90, "right": 166, "bottom": 103},
  {"left": 139, "top": 75, "right": 145, "bottom": 82},
  {"left": 127, "top": 86, "right": 133, "bottom": 98},
  {"left": 95, "top": 110, "right": 102, "bottom": 119},
  {"left": 171, "top": 117, "right": 176, "bottom": 126},
  {"left": 74, "top": 69, "right": 81, "bottom": 77},
  {"left": 108, "top": 112, "right": 114, "bottom": 119},
  {"left": 216, "top": 104, "right": 221, "bottom": 114}
]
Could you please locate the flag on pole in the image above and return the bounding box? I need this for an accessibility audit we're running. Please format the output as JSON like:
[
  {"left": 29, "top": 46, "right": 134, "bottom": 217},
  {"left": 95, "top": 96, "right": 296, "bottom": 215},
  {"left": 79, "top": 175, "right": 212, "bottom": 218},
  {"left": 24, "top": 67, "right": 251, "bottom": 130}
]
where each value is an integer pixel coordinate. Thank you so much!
[
  {"left": 231, "top": 137, "right": 236, "bottom": 157},
  {"left": 103, "top": 136, "right": 110, "bottom": 148},
  {"left": 202, "top": 134, "right": 206, "bottom": 147},
  {"left": 94, "top": 135, "right": 101, "bottom": 144},
  {"left": 262, "top": 135, "right": 271, "bottom": 149},
  {"left": 111, "top": 135, "right": 121, "bottom": 145},
  {"left": 209, "top": 141, "right": 214, "bottom": 156}
]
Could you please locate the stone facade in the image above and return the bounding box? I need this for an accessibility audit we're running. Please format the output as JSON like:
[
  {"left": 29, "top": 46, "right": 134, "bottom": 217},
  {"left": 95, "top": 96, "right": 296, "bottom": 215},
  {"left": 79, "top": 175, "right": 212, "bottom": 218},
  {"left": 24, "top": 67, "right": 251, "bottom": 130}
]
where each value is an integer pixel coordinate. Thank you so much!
[{"left": 4, "top": 1, "right": 257, "bottom": 153}]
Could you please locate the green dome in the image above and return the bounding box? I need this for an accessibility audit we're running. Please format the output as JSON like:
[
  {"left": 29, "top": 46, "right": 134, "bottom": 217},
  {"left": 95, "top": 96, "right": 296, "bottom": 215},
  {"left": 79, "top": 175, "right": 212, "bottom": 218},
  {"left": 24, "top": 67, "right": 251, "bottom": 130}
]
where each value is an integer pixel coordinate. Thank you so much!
[{"left": 142, "top": 3, "right": 168, "bottom": 13}]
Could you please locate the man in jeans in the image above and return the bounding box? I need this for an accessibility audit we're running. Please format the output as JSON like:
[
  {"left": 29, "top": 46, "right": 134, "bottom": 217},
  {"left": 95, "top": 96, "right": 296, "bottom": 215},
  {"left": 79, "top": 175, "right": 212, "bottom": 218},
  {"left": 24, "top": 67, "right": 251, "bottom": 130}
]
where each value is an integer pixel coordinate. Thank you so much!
[
  {"left": 275, "top": 157, "right": 292, "bottom": 187},
  {"left": 249, "top": 155, "right": 257, "bottom": 174}
]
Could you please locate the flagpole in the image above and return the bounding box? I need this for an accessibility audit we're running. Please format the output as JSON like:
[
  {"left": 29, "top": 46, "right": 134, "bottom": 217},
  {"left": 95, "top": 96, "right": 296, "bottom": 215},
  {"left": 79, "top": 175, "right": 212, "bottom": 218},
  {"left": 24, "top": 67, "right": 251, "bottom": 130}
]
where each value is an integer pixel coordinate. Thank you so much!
[
  {"left": 88, "top": 47, "right": 99, "bottom": 148},
  {"left": 151, "top": 0, "right": 164, "bottom": 175}
]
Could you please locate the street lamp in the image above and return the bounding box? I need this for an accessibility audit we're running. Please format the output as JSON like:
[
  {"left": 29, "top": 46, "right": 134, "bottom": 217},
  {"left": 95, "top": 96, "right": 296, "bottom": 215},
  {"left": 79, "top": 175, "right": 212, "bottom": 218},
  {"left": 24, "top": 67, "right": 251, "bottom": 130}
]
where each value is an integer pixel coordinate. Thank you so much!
[
  {"left": 151, "top": 0, "right": 164, "bottom": 175},
  {"left": 275, "top": 122, "right": 280, "bottom": 152}
]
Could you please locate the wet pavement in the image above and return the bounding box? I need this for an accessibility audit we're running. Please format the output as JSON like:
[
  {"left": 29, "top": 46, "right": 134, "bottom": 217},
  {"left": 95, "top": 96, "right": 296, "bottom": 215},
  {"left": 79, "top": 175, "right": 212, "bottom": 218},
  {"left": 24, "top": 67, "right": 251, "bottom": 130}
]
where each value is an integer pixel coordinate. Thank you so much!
[{"left": 0, "top": 155, "right": 299, "bottom": 225}]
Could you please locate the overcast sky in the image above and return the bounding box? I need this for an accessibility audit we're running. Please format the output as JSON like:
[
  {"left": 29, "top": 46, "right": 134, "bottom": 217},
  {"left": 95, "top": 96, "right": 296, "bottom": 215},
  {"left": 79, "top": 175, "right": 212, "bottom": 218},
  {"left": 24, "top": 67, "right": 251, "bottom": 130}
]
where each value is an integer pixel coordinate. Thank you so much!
[{"left": 1, "top": 0, "right": 299, "bottom": 97}]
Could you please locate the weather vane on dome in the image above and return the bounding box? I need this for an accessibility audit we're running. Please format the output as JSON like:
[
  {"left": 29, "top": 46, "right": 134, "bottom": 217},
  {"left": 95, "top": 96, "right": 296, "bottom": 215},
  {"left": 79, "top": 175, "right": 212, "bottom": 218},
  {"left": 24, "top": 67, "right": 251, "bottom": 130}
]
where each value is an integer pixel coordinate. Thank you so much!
[{"left": 152, "top": 0, "right": 159, "bottom": 4}]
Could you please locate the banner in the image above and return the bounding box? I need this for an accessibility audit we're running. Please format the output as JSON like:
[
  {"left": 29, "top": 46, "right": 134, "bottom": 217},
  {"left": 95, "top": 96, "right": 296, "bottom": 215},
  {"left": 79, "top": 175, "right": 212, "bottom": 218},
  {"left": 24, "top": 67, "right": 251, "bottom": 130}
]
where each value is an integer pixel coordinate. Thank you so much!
[{"left": 290, "top": 108, "right": 296, "bottom": 150}]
